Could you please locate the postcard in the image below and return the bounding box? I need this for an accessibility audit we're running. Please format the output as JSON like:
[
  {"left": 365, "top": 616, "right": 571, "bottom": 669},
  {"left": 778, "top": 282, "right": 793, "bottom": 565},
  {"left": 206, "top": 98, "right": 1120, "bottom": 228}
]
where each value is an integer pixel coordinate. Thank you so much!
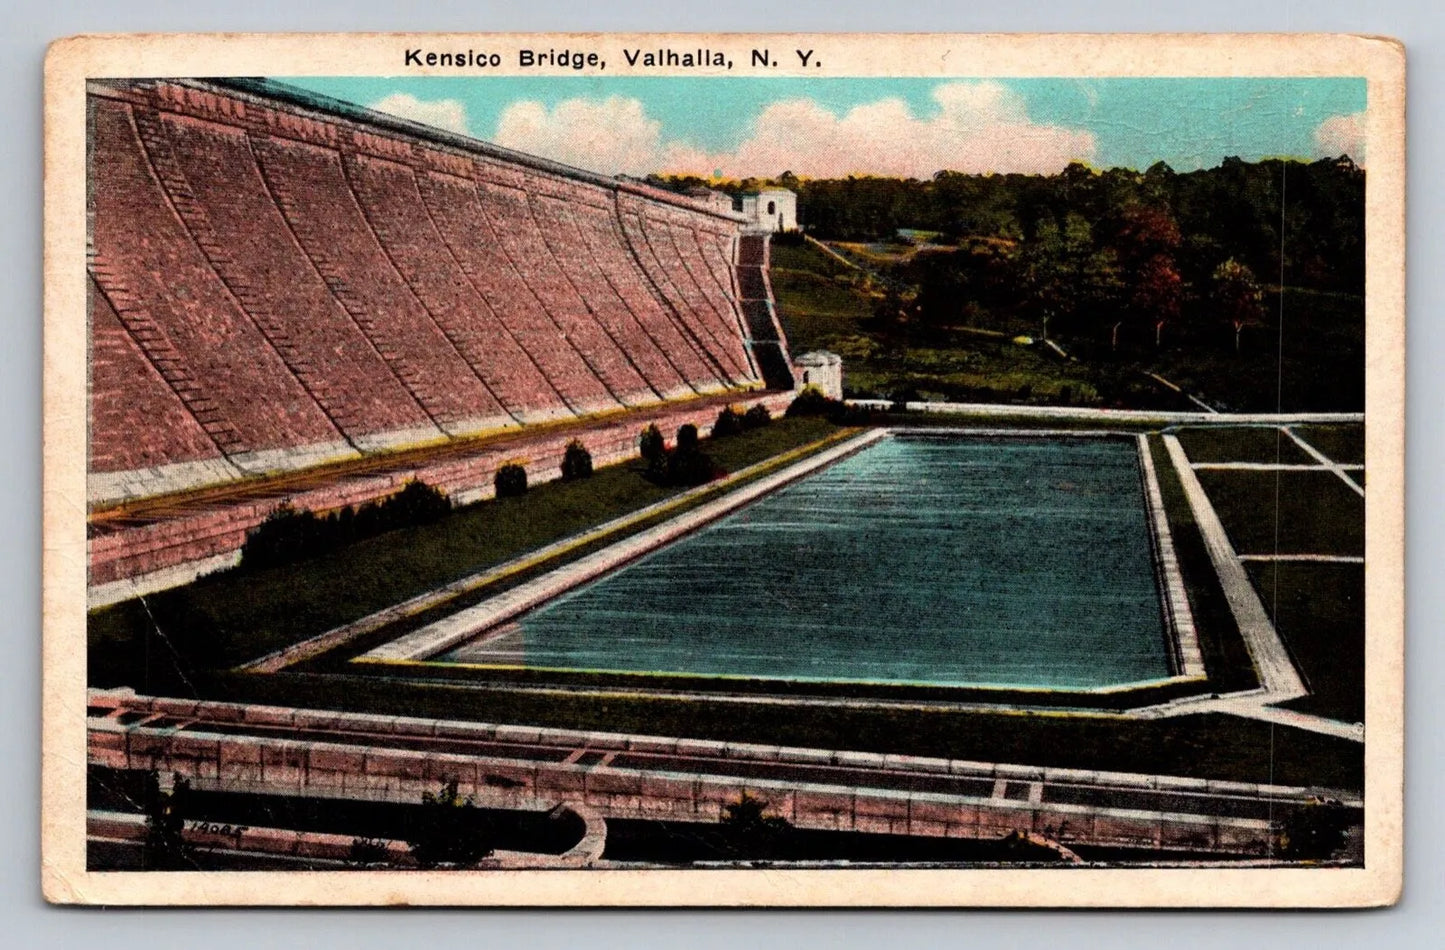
[{"left": 42, "top": 31, "right": 1404, "bottom": 906}]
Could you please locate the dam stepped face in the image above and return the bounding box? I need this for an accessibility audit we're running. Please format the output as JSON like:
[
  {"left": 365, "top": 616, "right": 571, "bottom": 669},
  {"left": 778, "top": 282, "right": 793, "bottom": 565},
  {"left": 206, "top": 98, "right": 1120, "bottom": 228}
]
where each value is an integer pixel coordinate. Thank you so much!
[{"left": 86, "top": 78, "right": 801, "bottom": 596}]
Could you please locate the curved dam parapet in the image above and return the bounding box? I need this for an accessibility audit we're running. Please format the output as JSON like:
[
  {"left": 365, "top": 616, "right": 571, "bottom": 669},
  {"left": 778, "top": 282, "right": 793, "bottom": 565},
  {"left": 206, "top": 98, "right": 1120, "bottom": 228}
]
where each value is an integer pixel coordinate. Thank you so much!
[{"left": 86, "top": 78, "right": 783, "bottom": 510}]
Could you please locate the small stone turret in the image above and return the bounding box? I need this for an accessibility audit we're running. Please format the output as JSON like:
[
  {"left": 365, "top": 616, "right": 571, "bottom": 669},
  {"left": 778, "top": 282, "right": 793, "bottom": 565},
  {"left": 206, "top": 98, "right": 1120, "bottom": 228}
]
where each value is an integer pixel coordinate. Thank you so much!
[{"left": 793, "top": 351, "right": 843, "bottom": 400}]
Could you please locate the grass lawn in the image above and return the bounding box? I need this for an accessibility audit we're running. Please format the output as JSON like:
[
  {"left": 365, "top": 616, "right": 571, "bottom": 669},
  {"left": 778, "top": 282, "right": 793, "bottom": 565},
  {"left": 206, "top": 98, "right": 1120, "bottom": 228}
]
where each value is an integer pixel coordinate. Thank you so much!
[
  {"left": 1290, "top": 424, "right": 1366, "bottom": 465},
  {"left": 1247, "top": 561, "right": 1366, "bottom": 724},
  {"left": 88, "top": 416, "right": 841, "bottom": 690},
  {"left": 1173, "top": 426, "right": 1316, "bottom": 465},
  {"left": 1194, "top": 469, "right": 1364, "bottom": 556},
  {"left": 200, "top": 670, "right": 1364, "bottom": 791}
]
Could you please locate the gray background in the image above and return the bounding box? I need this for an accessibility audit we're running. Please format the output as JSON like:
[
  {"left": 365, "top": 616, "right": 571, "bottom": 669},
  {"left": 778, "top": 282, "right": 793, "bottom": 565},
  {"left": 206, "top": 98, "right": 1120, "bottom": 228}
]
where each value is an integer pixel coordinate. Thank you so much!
[{"left": 6, "top": 0, "right": 1439, "bottom": 945}]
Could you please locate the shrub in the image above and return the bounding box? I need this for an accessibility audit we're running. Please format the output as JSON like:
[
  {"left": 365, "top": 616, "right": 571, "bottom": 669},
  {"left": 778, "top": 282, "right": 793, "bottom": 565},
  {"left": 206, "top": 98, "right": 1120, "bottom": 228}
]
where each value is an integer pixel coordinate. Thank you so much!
[
  {"left": 494, "top": 462, "right": 528, "bottom": 498},
  {"left": 665, "top": 444, "right": 722, "bottom": 486},
  {"left": 639, "top": 423, "right": 665, "bottom": 466},
  {"left": 347, "top": 837, "right": 392, "bottom": 868},
  {"left": 785, "top": 386, "right": 844, "bottom": 419},
  {"left": 407, "top": 779, "right": 495, "bottom": 869},
  {"left": 719, "top": 791, "right": 791, "bottom": 860},
  {"left": 384, "top": 479, "right": 452, "bottom": 526},
  {"left": 143, "top": 771, "right": 193, "bottom": 870},
  {"left": 742, "top": 404, "right": 772, "bottom": 430},
  {"left": 637, "top": 422, "right": 724, "bottom": 487},
  {"left": 711, "top": 405, "right": 744, "bottom": 439},
  {"left": 1275, "top": 798, "right": 1354, "bottom": 860},
  {"left": 561, "top": 439, "right": 593, "bottom": 481},
  {"left": 239, "top": 480, "right": 452, "bottom": 571}
]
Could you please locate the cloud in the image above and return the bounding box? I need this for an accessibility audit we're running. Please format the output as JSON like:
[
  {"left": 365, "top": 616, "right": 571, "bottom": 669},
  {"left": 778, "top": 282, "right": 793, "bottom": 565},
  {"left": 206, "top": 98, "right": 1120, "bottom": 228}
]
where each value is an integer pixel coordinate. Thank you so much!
[
  {"left": 495, "top": 96, "right": 665, "bottom": 176},
  {"left": 368, "top": 93, "right": 470, "bottom": 136},
  {"left": 492, "top": 82, "right": 1096, "bottom": 179},
  {"left": 1314, "top": 111, "right": 1366, "bottom": 163}
]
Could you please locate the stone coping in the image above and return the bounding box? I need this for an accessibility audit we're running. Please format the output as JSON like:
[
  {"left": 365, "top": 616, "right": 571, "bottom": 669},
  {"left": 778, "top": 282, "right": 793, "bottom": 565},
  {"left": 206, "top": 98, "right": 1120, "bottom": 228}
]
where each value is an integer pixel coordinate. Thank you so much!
[{"left": 89, "top": 688, "right": 1362, "bottom": 806}]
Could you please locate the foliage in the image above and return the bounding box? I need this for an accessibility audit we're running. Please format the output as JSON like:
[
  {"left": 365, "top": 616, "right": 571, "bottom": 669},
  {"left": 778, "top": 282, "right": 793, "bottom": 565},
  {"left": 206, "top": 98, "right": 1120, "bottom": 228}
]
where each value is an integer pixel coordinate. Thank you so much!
[
  {"left": 561, "top": 439, "right": 593, "bottom": 481},
  {"left": 641, "top": 422, "right": 722, "bottom": 487},
  {"left": 142, "top": 771, "right": 193, "bottom": 870},
  {"left": 711, "top": 405, "right": 744, "bottom": 439},
  {"left": 406, "top": 779, "right": 495, "bottom": 869},
  {"left": 743, "top": 404, "right": 772, "bottom": 430},
  {"left": 1212, "top": 257, "right": 1265, "bottom": 348},
  {"left": 719, "top": 792, "right": 792, "bottom": 859},
  {"left": 347, "top": 837, "right": 392, "bottom": 868},
  {"left": 785, "top": 386, "right": 845, "bottom": 419},
  {"left": 241, "top": 480, "right": 451, "bottom": 571},
  {"left": 1275, "top": 798, "right": 1354, "bottom": 861},
  {"left": 638, "top": 423, "right": 666, "bottom": 466},
  {"left": 494, "top": 462, "right": 528, "bottom": 498}
]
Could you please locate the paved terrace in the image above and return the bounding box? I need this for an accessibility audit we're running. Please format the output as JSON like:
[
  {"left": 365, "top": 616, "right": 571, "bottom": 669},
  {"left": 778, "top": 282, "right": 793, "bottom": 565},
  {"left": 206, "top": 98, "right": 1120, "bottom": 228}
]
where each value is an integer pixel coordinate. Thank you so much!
[{"left": 89, "top": 689, "right": 1361, "bottom": 859}]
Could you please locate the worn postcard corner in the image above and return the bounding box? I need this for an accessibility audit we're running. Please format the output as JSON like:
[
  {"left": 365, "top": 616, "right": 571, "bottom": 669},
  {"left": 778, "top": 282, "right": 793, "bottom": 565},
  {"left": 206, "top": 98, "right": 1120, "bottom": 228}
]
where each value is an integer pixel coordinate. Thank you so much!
[{"left": 42, "top": 31, "right": 1404, "bottom": 907}]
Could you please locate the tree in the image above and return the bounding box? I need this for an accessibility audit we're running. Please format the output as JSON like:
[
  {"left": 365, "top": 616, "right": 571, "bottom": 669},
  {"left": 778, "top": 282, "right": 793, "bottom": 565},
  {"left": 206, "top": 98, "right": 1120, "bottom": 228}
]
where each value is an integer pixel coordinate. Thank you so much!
[
  {"left": 720, "top": 791, "right": 791, "bottom": 860},
  {"left": 711, "top": 405, "right": 743, "bottom": 439},
  {"left": 561, "top": 439, "right": 593, "bottom": 481},
  {"left": 1020, "top": 212, "right": 1093, "bottom": 339},
  {"left": 494, "top": 462, "right": 528, "bottom": 498},
  {"left": 639, "top": 423, "right": 665, "bottom": 467},
  {"left": 1212, "top": 258, "right": 1265, "bottom": 352},
  {"left": 143, "top": 771, "right": 194, "bottom": 870},
  {"left": 407, "top": 779, "right": 496, "bottom": 869},
  {"left": 1133, "top": 252, "right": 1184, "bottom": 346},
  {"left": 1275, "top": 799, "right": 1353, "bottom": 861}
]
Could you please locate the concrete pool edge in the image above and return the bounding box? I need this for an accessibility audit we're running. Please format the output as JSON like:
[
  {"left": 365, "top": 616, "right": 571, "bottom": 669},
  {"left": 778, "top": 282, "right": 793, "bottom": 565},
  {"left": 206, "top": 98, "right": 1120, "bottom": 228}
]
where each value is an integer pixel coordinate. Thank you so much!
[
  {"left": 1137, "top": 434, "right": 1206, "bottom": 679},
  {"left": 357, "top": 428, "right": 890, "bottom": 663}
]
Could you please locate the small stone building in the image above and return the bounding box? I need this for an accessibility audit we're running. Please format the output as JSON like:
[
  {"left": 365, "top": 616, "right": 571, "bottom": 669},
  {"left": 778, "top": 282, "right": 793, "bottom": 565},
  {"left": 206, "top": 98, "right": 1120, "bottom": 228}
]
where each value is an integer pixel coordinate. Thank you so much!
[
  {"left": 738, "top": 188, "right": 798, "bottom": 232},
  {"left": 794, "top": 351, "right": 843, "bottom": 400},
  {"left": 684, "top": 186, "right": 738, "bottom": 216}
]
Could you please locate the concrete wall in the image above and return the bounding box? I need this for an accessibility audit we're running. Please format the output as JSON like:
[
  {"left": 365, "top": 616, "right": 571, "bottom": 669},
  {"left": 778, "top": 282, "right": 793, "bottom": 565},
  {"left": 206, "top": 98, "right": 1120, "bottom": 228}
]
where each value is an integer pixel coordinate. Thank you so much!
[{"left": 89, "top": 691, "right": 1341, "bottom": 858}]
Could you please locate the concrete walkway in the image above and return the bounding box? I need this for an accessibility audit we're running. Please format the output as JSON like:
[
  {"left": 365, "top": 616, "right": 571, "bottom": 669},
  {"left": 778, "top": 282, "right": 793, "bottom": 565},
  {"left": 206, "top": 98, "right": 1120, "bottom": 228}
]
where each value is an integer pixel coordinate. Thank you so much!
[
  {"left": 1192, "top": 462, "right": 1364, "bottom": 471},
  {"left": 1163, "top": 435, "right": 1306, "bottom": 702},
  {"left": 1152, "top": 435, "right": 1368, "bottom": 743},
  {"left": 1282, "top": 426, "right": 1365, "bottom": 497},
  {"left": 1238, "top": 554, "right": 1365, "bottom": 564},
  {"left": 850, "top": 400, "right": 1363, "bottom": 426}
]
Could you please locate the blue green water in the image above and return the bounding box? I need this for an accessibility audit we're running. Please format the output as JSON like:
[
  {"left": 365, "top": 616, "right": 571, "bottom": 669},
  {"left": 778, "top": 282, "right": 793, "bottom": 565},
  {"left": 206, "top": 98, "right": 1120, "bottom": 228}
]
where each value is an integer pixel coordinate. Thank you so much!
[{"left": 441, "top": 435, "right": 1171, "bottom": 689}]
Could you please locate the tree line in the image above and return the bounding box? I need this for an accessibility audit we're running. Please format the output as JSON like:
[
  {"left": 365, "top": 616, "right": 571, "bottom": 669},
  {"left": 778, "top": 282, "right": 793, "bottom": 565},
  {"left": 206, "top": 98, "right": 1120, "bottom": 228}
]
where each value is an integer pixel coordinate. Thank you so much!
[{"left": 652, "top": 157, "right": 1362, "bottom": 350}]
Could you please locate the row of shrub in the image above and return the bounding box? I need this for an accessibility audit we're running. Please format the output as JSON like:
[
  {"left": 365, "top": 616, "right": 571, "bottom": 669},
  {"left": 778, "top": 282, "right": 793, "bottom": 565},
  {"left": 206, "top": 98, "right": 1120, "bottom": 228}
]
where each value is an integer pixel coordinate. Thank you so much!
[
  {"left": 241, "top": 401, "right": 791, "bottom": 560},
  {"left": 492, "top": 438, "right": 595, "bottom": 499},
  {"left": 240, "top": 479, "right": 452, "bottom": 571},
  {"left": 709, "top": 402, "right": 773, "bottom": 438},
  {"left": 640, "top": 422, "right": 718, "bottom": 487}
]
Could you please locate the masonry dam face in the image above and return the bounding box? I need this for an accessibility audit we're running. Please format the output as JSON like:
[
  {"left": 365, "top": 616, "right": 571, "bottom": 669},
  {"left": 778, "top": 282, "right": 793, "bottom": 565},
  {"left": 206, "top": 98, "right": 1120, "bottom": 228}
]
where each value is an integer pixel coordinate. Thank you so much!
[
  {"left": 436, "top": 434, "right": 1176, "bottom": 691},
  {"left": 86, "top": 78, "right": 793, "bottom": 511}
]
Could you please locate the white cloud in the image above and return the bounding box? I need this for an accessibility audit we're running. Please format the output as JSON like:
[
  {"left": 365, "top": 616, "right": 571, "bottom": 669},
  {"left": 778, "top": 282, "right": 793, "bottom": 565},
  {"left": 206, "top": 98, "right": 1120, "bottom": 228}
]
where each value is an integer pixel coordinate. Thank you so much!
[
  {"left": 368, "top": 93, "right": 471, "bottom": 136},
  {"left": 492, "top": 82, "right": 1096, "bottom": 179},
  {"left": 495, "top": 96, "right": 665, "bottom": 176},
  {"left": 1314, "top": 111, "right": 1366, "bottom": 164}
]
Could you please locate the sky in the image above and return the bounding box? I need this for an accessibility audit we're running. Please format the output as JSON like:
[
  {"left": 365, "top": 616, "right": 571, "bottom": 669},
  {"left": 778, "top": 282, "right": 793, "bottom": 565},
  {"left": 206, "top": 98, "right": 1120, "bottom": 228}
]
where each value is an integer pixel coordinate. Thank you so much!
[{"left": 280, "top": 76, "right": 1368, "bottom": 180}]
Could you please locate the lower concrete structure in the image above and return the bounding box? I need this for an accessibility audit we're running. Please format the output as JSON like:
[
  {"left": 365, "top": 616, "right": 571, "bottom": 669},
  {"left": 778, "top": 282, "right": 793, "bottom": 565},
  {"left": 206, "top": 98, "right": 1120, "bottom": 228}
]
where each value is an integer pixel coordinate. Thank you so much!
[{"left": 90, "top": 689, "right": 1359, "bottom": 860}]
